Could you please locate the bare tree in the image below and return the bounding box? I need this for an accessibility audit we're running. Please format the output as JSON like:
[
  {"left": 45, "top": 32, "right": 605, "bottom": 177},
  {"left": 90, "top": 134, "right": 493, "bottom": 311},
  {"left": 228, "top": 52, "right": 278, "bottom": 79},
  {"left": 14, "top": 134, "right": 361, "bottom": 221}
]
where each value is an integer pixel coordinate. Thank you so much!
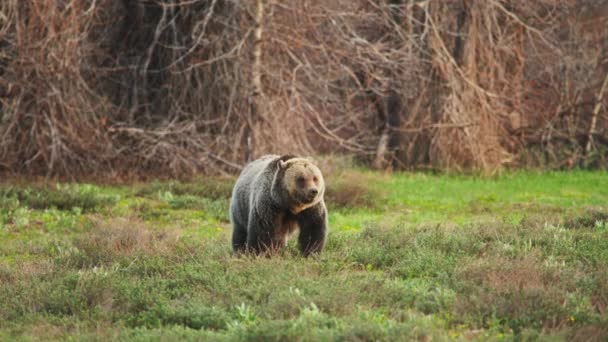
[{"left": 0, "top": 0, "right": 606, "bottom": 178}]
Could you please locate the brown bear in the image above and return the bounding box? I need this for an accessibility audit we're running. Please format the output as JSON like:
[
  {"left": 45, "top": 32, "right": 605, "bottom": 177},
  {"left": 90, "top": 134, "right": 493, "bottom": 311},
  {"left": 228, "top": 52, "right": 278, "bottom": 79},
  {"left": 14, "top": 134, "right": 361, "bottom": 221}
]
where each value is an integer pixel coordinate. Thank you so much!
[{"left": 229, "top": 154, "right": 328, "bottom": 256}]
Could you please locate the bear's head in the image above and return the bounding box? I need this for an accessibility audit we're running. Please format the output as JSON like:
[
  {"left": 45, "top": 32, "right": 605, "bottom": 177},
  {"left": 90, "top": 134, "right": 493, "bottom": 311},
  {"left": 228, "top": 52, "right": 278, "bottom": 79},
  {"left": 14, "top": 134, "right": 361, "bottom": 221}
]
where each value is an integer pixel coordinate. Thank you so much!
[{"left": 272, "top": 156, "right": 325, "bottom": 214}]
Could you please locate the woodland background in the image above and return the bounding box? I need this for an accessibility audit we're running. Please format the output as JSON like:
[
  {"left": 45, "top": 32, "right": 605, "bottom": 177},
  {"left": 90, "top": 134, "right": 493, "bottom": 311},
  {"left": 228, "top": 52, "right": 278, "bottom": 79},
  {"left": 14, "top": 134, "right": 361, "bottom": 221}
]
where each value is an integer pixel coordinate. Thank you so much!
[{"left": 0, "top": 0, "right": 607, "bottom": 178}]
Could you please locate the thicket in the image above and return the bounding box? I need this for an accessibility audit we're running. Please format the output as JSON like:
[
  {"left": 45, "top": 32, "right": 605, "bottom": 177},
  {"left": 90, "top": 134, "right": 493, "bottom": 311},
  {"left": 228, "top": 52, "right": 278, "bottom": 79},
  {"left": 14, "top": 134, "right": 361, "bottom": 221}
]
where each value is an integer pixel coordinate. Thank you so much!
[{"left": 0, "top": 0, "right": 606, "bottom": 178}]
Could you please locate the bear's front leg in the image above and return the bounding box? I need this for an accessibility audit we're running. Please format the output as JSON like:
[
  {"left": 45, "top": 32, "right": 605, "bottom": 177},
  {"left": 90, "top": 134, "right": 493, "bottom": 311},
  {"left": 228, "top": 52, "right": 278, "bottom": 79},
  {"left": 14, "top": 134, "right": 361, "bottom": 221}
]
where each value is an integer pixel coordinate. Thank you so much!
[{"left": 297, "top": 203, "right": 327, "bottom": 257}]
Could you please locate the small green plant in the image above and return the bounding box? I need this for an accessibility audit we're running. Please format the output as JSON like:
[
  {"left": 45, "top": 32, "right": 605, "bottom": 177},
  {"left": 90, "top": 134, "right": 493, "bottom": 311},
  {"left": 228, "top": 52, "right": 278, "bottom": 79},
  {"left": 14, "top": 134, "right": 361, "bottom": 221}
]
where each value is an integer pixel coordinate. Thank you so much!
[
  {"left": 228, "top": 303, "right": 258, "bottom": 329},
  {"left": 12, "top": 207, "right": 30, "bottom": 228}
]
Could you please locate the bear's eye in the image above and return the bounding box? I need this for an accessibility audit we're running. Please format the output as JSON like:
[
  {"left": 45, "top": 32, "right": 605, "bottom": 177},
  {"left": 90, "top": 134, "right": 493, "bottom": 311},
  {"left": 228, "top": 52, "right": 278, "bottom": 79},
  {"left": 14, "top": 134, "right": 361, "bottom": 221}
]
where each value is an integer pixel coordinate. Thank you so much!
[
  {"left": 297, "top": 176, "right": 306, "bottom": 184},
  {"left": 313, "top": 176, "right": 318, "bottom": 182}
]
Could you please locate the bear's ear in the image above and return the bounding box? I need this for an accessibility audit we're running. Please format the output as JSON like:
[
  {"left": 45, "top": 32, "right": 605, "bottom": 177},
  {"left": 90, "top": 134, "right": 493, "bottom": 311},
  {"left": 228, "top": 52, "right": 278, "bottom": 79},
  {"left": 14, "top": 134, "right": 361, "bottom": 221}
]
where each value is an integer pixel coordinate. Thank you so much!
[
  {"left": 306, "top": 156, "right": 318, "bottom": 165},
  {"left": 278, "top": 160, "right": 288, "bottom": 169}
]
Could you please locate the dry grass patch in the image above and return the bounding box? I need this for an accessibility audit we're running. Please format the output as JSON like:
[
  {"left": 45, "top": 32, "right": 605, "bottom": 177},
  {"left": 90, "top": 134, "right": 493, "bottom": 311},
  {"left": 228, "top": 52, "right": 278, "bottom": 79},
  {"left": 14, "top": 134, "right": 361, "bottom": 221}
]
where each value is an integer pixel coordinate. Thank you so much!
[
  {"left": 452, "top": 254, "right": 594, "bottom": 334},
  {"left": 473, "top": 257, "right": 548, "bottom": 294},
  {"left": 0, "top": 259, "right": 55, "bottom": 286},
  {"left": 564, "top": 209, "right": 608, "bottom": 229},
  {"left": 74, "top": 217, "right": 179, "bottom": 265},
  {"left": 324, "top": 171, "right": 385, "bottom": 210},
  {"left": 570, "top": 324, "right": 608, "bottom": 342},
  {"left": 590, "top": 269, "right": 608, "bottom": 316}
]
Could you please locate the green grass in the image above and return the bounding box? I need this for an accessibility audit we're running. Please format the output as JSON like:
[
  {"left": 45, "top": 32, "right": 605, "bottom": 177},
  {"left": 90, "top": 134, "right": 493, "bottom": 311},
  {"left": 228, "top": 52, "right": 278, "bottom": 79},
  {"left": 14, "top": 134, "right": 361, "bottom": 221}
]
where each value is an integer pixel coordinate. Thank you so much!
[{"left": 1, "top": 170, "right": 607, "bottom": 341}]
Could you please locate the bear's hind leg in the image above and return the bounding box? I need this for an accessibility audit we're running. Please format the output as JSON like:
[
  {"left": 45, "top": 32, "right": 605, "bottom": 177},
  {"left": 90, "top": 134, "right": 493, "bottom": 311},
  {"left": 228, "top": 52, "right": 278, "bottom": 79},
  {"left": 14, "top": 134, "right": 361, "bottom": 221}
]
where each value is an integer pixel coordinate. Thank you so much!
[
  {"left": 246, "top": 229, "right": 285, "bottom": 255},
  {"left": 231, "top": 222, "right": 248, "bottom": 254}
]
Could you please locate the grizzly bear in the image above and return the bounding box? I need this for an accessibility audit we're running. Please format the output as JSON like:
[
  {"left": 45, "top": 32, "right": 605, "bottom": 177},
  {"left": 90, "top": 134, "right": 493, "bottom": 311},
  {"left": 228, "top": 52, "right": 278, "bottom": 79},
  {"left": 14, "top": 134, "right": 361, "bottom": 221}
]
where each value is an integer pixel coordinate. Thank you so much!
[{"left": 229, "top": 154, "right": 328, "bottom": 256}]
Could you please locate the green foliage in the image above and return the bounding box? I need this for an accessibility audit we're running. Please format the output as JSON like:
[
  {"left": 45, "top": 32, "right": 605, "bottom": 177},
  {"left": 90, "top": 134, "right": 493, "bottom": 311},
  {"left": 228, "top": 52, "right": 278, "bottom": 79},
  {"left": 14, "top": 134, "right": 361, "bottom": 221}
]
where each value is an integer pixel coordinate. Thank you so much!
[
  {"left": 135, "top": 178, "right": 234, "bottom": 201},
  {"left": 0, "top": 170, "right": 607, "bottom": 341},
  {"left": 1, "top": 184, "right": 119, "bottom": 212}
]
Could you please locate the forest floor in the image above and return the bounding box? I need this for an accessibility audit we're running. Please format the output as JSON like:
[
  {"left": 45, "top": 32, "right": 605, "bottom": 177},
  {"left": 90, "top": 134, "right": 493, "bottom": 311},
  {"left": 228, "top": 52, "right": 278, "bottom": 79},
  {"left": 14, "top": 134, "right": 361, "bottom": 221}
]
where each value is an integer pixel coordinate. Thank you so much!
[{"left": 1, "top": 169, "right": 607, "bottom": 341}]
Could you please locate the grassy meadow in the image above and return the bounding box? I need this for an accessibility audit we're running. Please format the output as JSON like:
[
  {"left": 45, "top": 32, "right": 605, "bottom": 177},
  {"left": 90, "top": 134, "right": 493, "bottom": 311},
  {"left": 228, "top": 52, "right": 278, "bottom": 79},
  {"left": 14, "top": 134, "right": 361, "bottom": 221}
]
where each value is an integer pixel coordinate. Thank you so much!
[{"left": 1, "top": 168, "right": 607, "bottom": 341}]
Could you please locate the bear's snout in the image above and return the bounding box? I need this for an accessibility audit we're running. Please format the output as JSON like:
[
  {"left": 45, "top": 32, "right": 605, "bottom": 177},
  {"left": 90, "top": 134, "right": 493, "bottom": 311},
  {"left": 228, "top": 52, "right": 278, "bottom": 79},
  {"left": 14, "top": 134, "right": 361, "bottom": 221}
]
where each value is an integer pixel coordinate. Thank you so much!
[{"left": 308, "top": 188, "right": 319, "bottom": 199}]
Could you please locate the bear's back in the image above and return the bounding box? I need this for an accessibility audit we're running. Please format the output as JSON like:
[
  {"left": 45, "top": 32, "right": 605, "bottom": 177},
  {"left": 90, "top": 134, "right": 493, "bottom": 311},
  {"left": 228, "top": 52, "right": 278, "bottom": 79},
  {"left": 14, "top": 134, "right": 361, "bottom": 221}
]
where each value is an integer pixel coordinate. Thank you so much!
[
  {"left": 236, "top": 154, "right": 279, "bottom": 191},
  {"left": 229, "top": 155, "right": 279, "bottom": 227}
]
